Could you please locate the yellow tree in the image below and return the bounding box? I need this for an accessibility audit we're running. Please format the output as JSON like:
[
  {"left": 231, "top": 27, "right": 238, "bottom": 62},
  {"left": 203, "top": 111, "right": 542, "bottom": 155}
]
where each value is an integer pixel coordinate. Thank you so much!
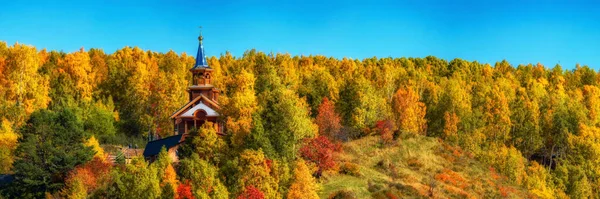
[
  {"left": 0, "top": 119, "right": 18, "bottom": 173},
  {"left": 62, "top": 48, "right": 94, "bottom": 101},
  {"left": 443, "top": 112, "right": 459, "bottom": 144},
  {"left": 85, "top": 136, "right": 105, "bottom": 160},
  {"left": 221, "top": 69, "right": 258, "bottom": 147},
  {"left": 163, "top": 164, "right": 179, "bottom": 197},
  {"left": 1, "top": 43, "right": 50, "bottom": 124},
  {"left": 582, "top": 85, "right": 600, "bottom": 126},
  {"left": 484, "top": 85, "right": 512, "bottom": 145},
  {"left": 287, "top": 160, "right": 319, "bottom": 199},
  {"left": 392, "top": 85, "right": 427, "bottom": 135},
  {"left": 236, "top": 149, "right": 279, "bottom": 199}
]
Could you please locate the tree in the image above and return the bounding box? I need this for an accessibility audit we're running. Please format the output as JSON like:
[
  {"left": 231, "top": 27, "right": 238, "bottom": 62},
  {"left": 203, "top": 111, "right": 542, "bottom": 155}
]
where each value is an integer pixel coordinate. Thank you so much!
[
  {"left": 85, "top": 136, "right": 105, "bottom": 159},
  {"left": 315, "top": 97, "right": 342, "bottom": 140},
  {"left": 178, "top": 153, "right": 229, "bottom": 199},
  {"left": 106, "top": 157, "right": 162, "bottom": 199},
  {"left": 300, "top": 136, "right": 338, "bottom": 177},
  {"left": 236, "top": 185, "right": 264, "bottom": 199},
  {"left": 0, "top": 43, "right": 50, "bottom": 125},
  {"left": 62, "top": 48, "right": 94, "bottom": 102},
  {"left": 178, "top": 123, "right": 225, "bottom": 164},
  {"left": 60, "top": 157, "right": 112, "bottom": 198},
  {"left": 9, "top": 109, "right": 94, "bottom": 198},
  {"left": 392, "top": 86, "right": 427, "bottom": 135},
  {"left": 338, "top": 76, "right": 388, "bottom": 132},
  {"left": 0, "top": 119, "right": 18, "bottom": 173},
  {"left": 286, "top": 160, "right": 319, "bottom": 199},
  {"left": 83, "top": 99, "right": 117, "bottom": 143},
  {"left": 162, "top": 164, "right": 179, "bottom": 199},
  {"left": 177, "top": 181, "right": 195, "bottom": 199},
  {"left": 376, "top": 120, "right": 395, "bottom": 145},
  {"left": 221, "top": 69, "right": 257, "bottom": 148},
  {"left": 261, "top": 87, "right": 317, "bottom": 160},
  {"left": 236, "top": 149, "right": 279, "bottom": 199},
  {"left": 298, "top": 66, "right": 339, "bottom": 117},
  {"left": 483, "top": 85, "right": 512, "bottom": 145}
]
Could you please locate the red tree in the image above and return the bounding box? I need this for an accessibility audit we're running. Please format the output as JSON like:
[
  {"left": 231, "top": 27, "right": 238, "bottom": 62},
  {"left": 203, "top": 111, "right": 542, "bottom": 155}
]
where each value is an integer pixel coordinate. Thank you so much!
[
  {"left": 236, "top": 185, "right": 264, "bottom": 199},
  {"left": 300, "top": 136, "right": 339, "bottom": 177},
  {"left": 177, "top": 181, "right": 194, "bottom": 199},
  {"left": 376, "top": 120, "right": 395, "bottom": 144},
  {"left": 315, "top": 97, "right": 342, "bottom": 139},
  {"left": 64, "top": 157, "right": 112, "bottom": 193}
]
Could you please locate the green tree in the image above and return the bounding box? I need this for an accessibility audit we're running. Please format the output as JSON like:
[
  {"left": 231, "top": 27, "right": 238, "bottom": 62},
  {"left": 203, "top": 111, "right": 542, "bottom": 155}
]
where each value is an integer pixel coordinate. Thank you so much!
[
  {"left": 178, "top": 123, "right": 225, "bottom": 164},
  {"left": 9, "top": 109, "right": 94, "bottom": 198},
  {"left": 178, "top": 153, "right": 229, "bottom": 199},
  {"left": 106, "top": 157, "right": 161, "bottom": 199}
]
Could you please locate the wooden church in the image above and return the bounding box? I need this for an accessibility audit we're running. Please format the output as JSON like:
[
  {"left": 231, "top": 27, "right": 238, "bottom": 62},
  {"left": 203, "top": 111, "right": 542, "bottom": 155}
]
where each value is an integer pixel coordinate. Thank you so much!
[{"left": 143, "top": 31, "right": 222, "bottom": 162}]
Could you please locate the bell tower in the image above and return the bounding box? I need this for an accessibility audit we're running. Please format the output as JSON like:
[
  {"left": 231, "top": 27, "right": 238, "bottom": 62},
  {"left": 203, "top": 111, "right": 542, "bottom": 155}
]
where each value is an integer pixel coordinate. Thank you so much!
[{"left": 188, "top": 29, "right": 219, "bottom": 102}]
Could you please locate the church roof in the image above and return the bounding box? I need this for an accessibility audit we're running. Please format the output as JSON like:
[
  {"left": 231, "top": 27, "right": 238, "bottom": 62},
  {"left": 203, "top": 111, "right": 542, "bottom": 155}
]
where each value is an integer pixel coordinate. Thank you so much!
[
  {"left": 171, "top": 94, "right": 220, "bottom": 119},
  {"left": 193, "top": 32, "right": 209, "bottom": 69},
  {"left": 143, "top": 134, "right": 184, "bottom": 158}
]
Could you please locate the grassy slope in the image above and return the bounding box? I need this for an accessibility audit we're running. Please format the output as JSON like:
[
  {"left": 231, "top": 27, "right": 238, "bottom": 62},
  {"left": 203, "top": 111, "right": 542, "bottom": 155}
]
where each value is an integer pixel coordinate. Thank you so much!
[{"left": 318, "top": 135, "right": 531, "bottom": 199}]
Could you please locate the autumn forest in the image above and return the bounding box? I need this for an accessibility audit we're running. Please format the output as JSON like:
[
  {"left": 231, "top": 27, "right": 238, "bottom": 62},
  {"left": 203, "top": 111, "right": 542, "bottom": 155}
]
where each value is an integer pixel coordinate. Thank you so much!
[{"left": 1, "top": 41, "right": 600, "bottom": 198}]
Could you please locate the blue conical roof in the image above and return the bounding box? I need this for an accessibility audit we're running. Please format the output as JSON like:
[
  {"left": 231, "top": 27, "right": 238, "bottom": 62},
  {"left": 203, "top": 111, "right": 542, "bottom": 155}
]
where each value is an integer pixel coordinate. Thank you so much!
[{"left": 194, "top": 34, "right": 208, "bottom": 69}]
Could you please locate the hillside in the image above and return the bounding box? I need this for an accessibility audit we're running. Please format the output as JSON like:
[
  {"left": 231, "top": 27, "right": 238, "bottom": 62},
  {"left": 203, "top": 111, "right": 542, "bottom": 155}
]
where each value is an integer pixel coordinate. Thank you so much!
[{"left": 319, "top": 135, "right": 530, "bottom": 198}]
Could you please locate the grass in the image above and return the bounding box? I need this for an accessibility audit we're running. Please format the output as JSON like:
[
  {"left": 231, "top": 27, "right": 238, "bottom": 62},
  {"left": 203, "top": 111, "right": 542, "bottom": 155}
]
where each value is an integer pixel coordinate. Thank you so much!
[{"left": 318, "top": 134, "right": 530, "bottom": 198}]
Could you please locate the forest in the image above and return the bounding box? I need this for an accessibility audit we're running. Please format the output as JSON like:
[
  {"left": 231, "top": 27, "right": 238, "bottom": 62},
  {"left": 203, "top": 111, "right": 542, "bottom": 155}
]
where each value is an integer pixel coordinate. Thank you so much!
[{"left": 0, "top": 40, "right": 599, "bottom": 198}]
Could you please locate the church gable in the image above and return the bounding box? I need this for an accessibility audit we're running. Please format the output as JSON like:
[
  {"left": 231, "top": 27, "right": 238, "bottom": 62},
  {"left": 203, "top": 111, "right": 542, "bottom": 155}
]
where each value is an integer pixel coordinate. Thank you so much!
[{"left": 171, "top": 94, "right": 220, "bottom": 119}]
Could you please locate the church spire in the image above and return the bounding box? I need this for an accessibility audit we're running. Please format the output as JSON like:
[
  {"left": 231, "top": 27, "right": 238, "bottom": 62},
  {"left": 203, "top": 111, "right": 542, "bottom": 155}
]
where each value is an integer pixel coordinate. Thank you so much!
[{"left": 194, "top": 27, "right": 208, "bottom": 69}]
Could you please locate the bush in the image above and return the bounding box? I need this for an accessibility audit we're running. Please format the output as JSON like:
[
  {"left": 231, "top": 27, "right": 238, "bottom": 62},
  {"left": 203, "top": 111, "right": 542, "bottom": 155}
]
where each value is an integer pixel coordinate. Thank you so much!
[
  {"left": 328, "top": 189, "right": 357, "bottom": 199},
  {"left": 406, "top": 157, "right": 423, "bottom": 169},
  {"left": 367, "top": 180, "right": 384, "bottom": 193},
  {"left": 340, "top": 162, "right": 361, "bottom": 177},
  {"left": 376, "top": 158, "right": 392, "bottom": 170}
]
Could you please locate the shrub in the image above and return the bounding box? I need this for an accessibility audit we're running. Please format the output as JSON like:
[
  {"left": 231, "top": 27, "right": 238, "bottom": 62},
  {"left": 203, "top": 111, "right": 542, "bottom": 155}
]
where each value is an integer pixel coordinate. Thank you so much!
[
  {"left": 376, "top": 120, "right": 395, "bottom": 145},
  {"left": 328, "top": 189, "right": 357, "bottom": 199},
  {"left": 406, "top": 157, "right": 423, "bottom": 169},
  {"left": 376, "top": 158, "right": 392, "bottom": 170},
  {"left": 340, "top": 162, "right": 362, "bottom": 177}
]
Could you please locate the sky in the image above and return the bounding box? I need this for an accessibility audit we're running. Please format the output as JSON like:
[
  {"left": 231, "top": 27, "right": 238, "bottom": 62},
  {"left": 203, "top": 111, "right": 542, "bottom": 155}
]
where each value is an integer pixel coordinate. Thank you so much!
[{"left": 1, "top": 0, "right": 599, "bottom": 69}]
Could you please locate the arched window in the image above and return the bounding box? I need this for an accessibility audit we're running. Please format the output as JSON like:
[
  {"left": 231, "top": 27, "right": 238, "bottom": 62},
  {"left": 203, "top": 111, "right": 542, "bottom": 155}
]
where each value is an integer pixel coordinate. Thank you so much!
[{"left": 194, "top": 109, "right": 208, "bottom": 120}]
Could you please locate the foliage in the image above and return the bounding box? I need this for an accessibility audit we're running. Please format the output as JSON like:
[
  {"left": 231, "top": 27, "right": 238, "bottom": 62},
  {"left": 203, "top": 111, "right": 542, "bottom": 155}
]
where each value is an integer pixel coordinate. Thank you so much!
[
  {"left": 300, "top": 136, "right": 339, "bottom": 176},
  {"left": 0, "top": 119, "right": 18, "bottom": 173},
  {"left": 3, "top": 41, "right": 600, "bottom": 198},
  {"left": 60, "top": 157, "right": 112, "bottom": 198},
  {"left": 316, "top": 97, "right": 342, "bottom": 139},
  {"left": 8, "top": 109, "right": 94, "bottom": 198},
  {"left": 287, "top": 160, "right": 319, "bottom": 199},
  {"left": 392, "top": 86, "right": 427, "bottom": 135},
  {"left": 260, "top": 86, "right": 317, "bottom": 160},
  {"left": 105, "top": 157, "right": 161, "bottom": 199},
  {"left": 85, "top": 136, "right": 105, "bottom": 159},
  {"left": 176, "top": 181, "right": 194, "bottom": 199},
  {"left": 221, "top": 69, "right": 257, "bottom": 148},
  {"left": 375, "top": 120, "right": 395, "bottom": 145},
  {"left": 177, "top": 153, "right": 229, "bottom": 199},
  {"left": 178, "top": 123, "right": 225, "bottom": 164},
  {"left": 236, "top": 185, "right": 264, "bottom": 199},
  {"left": 236, "top": 149, "right": 279, "bottom": 199},
  {"left": 339, "top": 162, "right": 362, "bottom": 177}
]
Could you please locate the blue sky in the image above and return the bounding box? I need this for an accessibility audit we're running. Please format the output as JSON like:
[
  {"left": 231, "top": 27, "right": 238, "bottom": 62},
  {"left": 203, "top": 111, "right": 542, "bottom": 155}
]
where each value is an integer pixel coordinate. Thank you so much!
[{"left": 1, "top": 0, "right": 599, "bottom": 69}]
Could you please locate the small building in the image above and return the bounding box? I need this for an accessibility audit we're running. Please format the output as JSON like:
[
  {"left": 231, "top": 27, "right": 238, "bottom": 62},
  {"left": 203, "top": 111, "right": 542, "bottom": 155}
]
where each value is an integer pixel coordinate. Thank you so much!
[
  {"left": 143, "top": 134, "right": 185, "bottom": 163},
  {"left": 144, "top": 30, "right": 222, "bottom": 162}
]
